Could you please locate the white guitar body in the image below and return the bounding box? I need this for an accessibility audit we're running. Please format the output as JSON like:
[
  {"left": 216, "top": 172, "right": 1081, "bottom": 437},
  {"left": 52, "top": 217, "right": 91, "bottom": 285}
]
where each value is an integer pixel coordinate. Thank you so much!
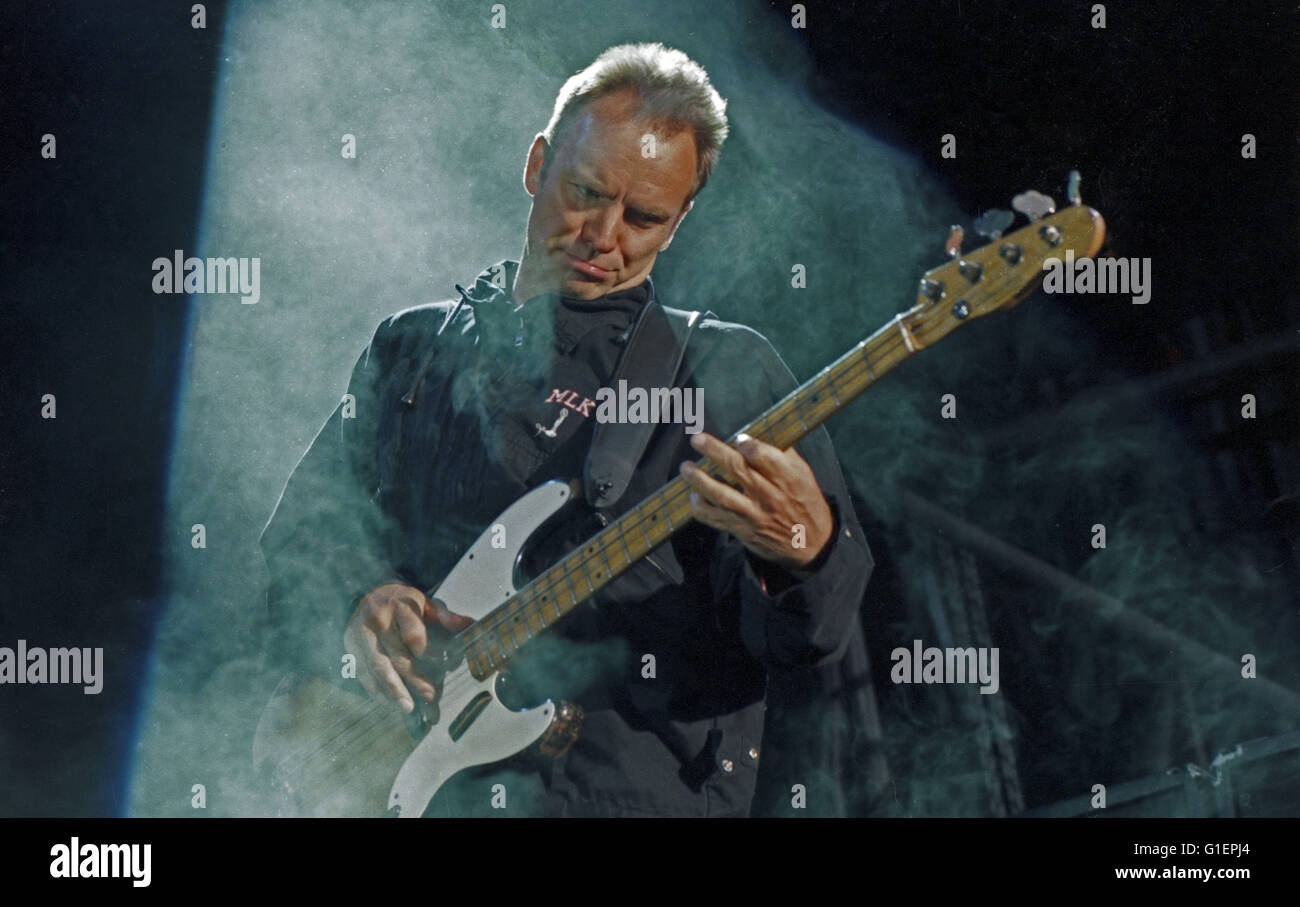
[
  {"left": 253, "top": 480, "right": 584, "bottom": 818},
  {"left": 385, "top": 480, "right": 576, "bottom": 817}
]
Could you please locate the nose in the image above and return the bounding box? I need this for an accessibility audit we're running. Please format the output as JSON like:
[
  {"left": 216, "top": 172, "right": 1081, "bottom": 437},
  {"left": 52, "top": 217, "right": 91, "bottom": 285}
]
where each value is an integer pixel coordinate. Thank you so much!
[{"left": 582, "top": 203, "right": 619, "bottom": 254}]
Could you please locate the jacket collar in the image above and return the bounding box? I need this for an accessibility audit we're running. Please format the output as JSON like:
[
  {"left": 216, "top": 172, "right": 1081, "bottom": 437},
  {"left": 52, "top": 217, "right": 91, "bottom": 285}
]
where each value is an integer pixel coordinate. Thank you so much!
[{"left": 464, "top": 260, "right": 656, "bottom": 354}]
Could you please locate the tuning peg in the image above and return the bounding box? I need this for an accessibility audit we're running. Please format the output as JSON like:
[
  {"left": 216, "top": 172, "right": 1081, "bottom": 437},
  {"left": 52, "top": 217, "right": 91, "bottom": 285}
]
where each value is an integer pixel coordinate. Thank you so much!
[
  {"left": 973, "top": 208, "right": 1015, "bottom": 240},
  {"left": 1067, "top": 170, "right": 1082, "bottom": 206},
  {"left": 945, "top": 224, "right": 964, "bottom": 259},
  {"left": 1012, "top": 190, "right": 1056, "bottom": 222}
]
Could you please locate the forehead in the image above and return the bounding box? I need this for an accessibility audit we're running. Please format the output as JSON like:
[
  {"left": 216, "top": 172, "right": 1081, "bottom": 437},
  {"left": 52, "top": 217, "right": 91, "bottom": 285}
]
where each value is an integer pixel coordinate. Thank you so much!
[{"left": 553, "top": 91, "right": 698, "bottom": 207}]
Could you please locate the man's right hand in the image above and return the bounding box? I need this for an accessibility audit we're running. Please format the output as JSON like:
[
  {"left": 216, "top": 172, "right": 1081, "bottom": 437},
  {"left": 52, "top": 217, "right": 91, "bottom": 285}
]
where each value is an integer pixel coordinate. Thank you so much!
[{"left": 343, "top": 583, "right": 473, "bottom": 714}]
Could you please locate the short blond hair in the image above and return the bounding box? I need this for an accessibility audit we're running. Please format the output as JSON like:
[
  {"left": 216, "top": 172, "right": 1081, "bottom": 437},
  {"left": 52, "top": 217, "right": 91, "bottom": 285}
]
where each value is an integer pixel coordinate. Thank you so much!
[{"left": 542, "top": 43, "right": 730, "bottom": 198}]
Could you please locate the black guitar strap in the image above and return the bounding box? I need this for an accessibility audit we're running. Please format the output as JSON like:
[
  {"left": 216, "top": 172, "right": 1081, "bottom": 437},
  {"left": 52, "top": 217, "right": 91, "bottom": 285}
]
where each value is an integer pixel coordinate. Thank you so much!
[{"left": 583, "top": 299, "right": 712, "bottom": 510}]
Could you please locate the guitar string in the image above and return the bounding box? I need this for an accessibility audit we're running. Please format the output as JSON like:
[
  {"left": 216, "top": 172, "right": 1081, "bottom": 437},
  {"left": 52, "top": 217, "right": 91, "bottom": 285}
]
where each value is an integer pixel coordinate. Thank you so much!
[{"left": 277, "top": 258, "right": 1035, "bottom": 788}]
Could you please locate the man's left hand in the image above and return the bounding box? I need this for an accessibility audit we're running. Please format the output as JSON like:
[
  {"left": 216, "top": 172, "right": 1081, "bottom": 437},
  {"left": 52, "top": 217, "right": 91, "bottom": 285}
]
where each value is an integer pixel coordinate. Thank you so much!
[{"left": 680, "top": 431, "right": 833, "bottom": 571}]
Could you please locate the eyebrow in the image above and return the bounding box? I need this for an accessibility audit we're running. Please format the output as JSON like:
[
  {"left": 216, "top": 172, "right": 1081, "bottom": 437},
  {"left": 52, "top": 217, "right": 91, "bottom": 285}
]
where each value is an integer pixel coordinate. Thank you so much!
[
  {"left": 570, "top": 165, "right": 673, "bottom": 223},
  {"left": 628, "top": 206, "right": 671, "bottom": 224}
]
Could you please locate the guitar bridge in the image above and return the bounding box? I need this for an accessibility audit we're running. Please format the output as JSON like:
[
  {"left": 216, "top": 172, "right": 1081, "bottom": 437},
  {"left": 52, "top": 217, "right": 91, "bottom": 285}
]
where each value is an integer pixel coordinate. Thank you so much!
[{"left": 536, "top": 701, "right": 584, "bottom": 758}]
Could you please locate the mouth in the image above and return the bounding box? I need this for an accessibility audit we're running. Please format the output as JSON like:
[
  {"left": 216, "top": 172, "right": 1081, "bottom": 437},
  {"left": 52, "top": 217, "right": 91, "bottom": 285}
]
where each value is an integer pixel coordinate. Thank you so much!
[{"left": 565, "top": 253, "right": 613, "bottom": 280}]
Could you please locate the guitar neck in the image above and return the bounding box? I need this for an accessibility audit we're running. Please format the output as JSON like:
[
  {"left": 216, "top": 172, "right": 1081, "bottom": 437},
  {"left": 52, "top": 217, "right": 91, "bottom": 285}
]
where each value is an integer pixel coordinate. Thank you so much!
[{"left": 456, "top": 313, "right": 921, "bottom": 680}]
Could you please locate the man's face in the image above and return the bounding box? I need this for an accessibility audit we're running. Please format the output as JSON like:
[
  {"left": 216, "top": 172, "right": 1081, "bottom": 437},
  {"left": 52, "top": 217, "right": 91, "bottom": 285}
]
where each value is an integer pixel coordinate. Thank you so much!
[{"left": 518, "top": 90, "right": 698, "bottom": 301}]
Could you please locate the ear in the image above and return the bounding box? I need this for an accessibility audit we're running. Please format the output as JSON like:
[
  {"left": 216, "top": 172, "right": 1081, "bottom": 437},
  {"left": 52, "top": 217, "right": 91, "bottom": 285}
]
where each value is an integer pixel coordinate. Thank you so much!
[
  {"left": 523, "top": 134, "right": 549, "bottom": 197},
  {"left": 660, "top": 199, "right": 693, "bottom": 252}
]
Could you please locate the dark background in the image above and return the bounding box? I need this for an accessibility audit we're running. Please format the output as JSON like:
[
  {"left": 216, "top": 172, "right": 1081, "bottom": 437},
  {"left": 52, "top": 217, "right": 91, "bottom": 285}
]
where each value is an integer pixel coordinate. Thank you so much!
[{"left": 1, "top": 0, "right": 1295, "bottom": 816}]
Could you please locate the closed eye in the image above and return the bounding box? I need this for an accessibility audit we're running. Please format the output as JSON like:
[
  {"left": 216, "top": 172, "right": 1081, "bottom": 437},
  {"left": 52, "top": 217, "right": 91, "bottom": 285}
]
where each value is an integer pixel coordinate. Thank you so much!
[{"left": 628, "top": 209, "right": 669, "bottom": 226}]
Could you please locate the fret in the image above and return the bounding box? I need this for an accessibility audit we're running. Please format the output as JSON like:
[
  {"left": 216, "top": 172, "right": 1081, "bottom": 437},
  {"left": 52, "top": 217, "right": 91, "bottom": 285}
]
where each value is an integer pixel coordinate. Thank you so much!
[
  {"left": 794, "top": 403, "right": 809, "bottom": 432},
  {"left": 806, "top": 379, "right": 828, "bottom": 413},
  {"left": 536, "top": 586, "right": 562, "bottom": 622},
  {"left": 761, "top": 410, "right": 784, "bottom": 448},
  {"left": 577, "top": 557, "right": 595, "bottom": 595},
  {"left": 560, "top": 565, "right": 581, "bottom": 610},
  {"left": 525, "top": 599, "right": 544, "bottom": 635},
  {"left": 581, "top": 543, "right": 604, "bottom": 585},
  {"left": 595, "top": 540, "right": 617, "bottom": 582},
  {"left": 825, "top": 372, "right": 842, "bottom": 406},
  {"left": 466, "top": 627, "right": 485, "bottom": 661},
  {"left": 517, "top": 590, "right": 537, "bottom": 632},
  {"left": 613, "top": 524, "right": 635, "bottom": 569},
  {"left": 505, "top": 609, "right": 528, "bottom": 647},
  {"left": 637, "top": 504, "right": 656, "bottom": 550},
  {"left": 489, "top": 620, "right": 512, "bottom": 653},
  {"left": 481, "top": 618, "right": 506, "bottom": 654},
  {"left": 513, "top": 594, "right": 531, "bottom": 634},
  {"left": 657, "top": 487, "right": 676, "bottom": 530}
]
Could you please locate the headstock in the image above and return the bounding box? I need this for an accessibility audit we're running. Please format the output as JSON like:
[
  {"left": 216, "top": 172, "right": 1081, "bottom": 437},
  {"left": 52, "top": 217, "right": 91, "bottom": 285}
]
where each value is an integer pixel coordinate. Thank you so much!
[{"left": 899, "top": 173, "right": 1106, "bottom": 350}]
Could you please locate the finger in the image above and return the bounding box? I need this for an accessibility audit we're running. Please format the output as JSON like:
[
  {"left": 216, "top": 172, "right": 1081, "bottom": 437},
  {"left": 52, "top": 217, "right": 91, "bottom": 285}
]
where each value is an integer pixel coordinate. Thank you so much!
[
  {"left": 425, "top": 598, "right": 474, "bottom": 632},
  {"left": 380, "top": 645, "right": 437, "bottom": 703},
  {"left": 369, "top": 652, "right": 416, "bottom": 713},
  {"left": 352, "top": 628, "right": 414, "bottom": 713},
  {"left": 688, "top": 432, "right": 780, "bottom": 501},
  {"left": 376, "top": 621, "right": 434, "bottom": 700},
  {"left": 351, "top": 615, "right": 418, "bottom": 712},
  {"left": 733, "top": 434, "right": 797, "bottom": 484},
  {"left": 687, "top": 432, "right": 742, "bottom": 481},
  {"left": 726, "top": 434, "right": 787, "bottom": 503},
  {"left": 687, "top": 488, "right": 743, "bottom": 535},
  {"left": 680, "top": 459, "right": 763, "bottom": 521},
  {"left": 346, "top": 588, "right": 422, "bottom": 711},
  {"left": 391, "top": 591, "right": 430, "bottom": 657}
]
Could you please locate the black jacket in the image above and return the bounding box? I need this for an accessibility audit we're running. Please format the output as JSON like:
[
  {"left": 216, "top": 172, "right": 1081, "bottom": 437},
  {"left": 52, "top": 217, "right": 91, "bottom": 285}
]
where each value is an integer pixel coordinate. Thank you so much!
[{"left": 259, "top": 260, "right": 874, "bottom": 817}]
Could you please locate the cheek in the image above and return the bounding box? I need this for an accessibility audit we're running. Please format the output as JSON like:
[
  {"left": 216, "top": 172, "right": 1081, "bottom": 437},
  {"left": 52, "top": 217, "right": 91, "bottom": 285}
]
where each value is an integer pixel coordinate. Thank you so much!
[
  {"left": 545, "top": 206, "right": 584, "bottom": 241},
  {"left": 624, "top": 231, "right": 667, "bottom": 262}
]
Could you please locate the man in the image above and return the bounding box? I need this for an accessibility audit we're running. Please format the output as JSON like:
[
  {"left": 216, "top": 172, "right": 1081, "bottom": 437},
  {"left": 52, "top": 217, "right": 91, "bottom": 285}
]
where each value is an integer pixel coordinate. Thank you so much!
[{"left": 260, "top": 43, "right": 873, "bottom": 817}]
